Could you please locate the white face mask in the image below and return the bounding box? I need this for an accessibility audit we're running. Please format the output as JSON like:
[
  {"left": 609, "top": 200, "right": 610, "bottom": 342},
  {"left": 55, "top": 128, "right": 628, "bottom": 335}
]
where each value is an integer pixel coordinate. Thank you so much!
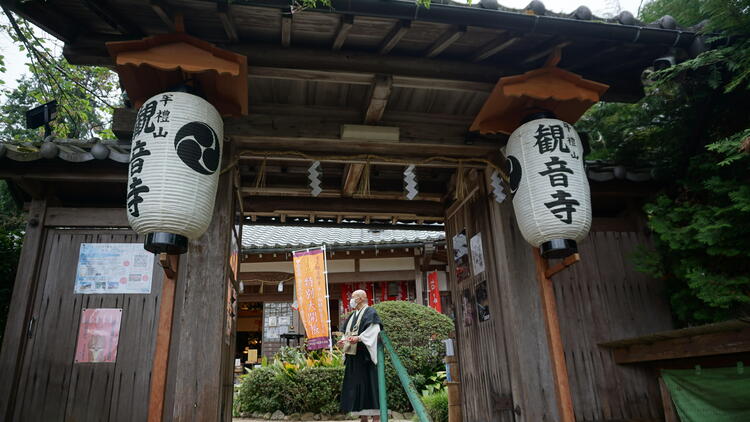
[{"left": 349, "top": 298, "right": 358, "bottom": 309}]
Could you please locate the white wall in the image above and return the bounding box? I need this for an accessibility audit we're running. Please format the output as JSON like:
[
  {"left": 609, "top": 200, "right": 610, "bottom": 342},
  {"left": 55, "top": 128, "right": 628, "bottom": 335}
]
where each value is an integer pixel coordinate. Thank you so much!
[{"left": 359, "top": 257, "right": 415, "bottom": 272}]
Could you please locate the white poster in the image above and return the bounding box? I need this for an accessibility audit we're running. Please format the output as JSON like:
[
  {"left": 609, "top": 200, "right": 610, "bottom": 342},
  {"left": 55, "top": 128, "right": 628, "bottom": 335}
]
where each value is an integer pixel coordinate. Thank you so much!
[
  {"left": 470, "top": 233, "right": 486, "bottom": 275},
  {"left": 74, "top": 243, "right": 155, "bottom": 294}
]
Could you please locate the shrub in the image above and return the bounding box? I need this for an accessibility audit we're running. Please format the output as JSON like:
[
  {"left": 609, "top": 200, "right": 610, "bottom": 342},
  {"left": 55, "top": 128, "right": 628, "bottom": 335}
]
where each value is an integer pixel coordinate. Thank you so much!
[
  {"left": 373, "top": 301, "right": 454, "bottom": 412},
  {"left": 235, "top": 367, "right": 284, "bottom": 414},
  {"left": 421, "top": 391, "right": 449, "bottom": 422},
  {"left": 279, "top": 367, "right": 344, "bottom": 414}
]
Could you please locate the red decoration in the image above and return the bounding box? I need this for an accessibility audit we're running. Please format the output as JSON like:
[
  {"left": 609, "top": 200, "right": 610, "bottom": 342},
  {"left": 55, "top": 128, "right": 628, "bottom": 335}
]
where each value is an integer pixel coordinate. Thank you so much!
[
  {"left": 428, "top": 271, "right": 442, "bottom": 313},
  {"left": 341, "top": 283, "right": 353, "bottom": 313}
]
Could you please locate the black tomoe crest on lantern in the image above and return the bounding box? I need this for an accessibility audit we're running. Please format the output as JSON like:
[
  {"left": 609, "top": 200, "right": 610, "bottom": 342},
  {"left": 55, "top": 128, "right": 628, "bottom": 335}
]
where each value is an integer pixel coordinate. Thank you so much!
[
  {"left": 126, "top": 92, "right": 224, "bottom": 254},
  {"left": 174, "top": 121, "right": 221, "bottom": 175},
  {"left": 505, "top": 112, "right": 591, "bottom": 259}
]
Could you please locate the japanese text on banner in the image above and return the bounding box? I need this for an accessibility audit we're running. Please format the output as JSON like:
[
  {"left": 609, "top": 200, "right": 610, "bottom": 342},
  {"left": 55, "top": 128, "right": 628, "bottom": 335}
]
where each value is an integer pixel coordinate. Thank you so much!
[{"left": 292, "top": 248, "right": 331, "bottom": 350}]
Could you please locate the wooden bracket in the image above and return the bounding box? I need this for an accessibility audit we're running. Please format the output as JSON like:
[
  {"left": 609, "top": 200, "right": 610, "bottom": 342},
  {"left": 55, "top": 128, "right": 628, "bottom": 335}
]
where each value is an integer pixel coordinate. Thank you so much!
[
  {"left": 159, "top": 253, "right": 178, "bottom": 279},
  {"left": 545, "top": 253, "right": 580, "bottom": 279}
]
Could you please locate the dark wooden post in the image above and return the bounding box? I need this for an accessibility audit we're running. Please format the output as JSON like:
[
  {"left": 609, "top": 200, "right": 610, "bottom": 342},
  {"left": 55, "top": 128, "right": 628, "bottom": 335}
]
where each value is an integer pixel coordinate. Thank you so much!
[{"left": 0, "top": 200, "right": 47, "bottom": 420}]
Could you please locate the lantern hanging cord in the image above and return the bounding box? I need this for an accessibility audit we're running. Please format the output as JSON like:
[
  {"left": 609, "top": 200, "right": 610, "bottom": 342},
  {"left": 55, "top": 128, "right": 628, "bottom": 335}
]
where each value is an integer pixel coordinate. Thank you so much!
[{"left": 236, "top": 151, "right": 510, "bottom": 183}]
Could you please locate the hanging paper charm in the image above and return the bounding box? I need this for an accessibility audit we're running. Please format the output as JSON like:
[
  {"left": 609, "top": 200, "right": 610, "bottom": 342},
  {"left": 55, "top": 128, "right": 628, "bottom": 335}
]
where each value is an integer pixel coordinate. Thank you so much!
[
  {"left": 403, "top": 164, "right": 418, "bottom": 200},
  {"left": 308, "top": 161, "right": 322, "bottom": 197},
  {"left": 490, "top": 170, "right": 507, "bottom": 204},
  {"left": 505, "top": 114, "right": 591, "bottom": 259},
  {"left": 127, "top": 91, "right": 223, "bottom": 255}
]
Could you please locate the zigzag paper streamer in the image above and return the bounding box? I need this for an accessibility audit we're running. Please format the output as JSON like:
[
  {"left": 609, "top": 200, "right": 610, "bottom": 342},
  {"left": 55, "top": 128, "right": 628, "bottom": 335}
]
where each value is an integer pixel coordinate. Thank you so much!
[
  {"left": 403, "top": 164, "right": 418, "bottom": 200},
  {"left": 308, "top": 161, "right": 322, "bottom": 197},
  {"left": 491, "top": 170, "right": 507, "bottom": 203}
]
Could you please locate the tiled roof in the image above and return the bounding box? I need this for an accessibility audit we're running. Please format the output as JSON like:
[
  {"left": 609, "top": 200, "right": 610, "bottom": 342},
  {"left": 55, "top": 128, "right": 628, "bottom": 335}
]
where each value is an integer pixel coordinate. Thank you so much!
[{"left": 242, "top": 225, "right": 445, "bottom": 250}]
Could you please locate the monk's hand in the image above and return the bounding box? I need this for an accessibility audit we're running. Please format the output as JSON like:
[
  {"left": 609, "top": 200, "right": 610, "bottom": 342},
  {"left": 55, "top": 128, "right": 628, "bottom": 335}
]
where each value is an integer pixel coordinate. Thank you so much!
[
  {"left": 348, "top": 336, "right": 360, "bottom": 343},
  {"left": 336, "top": 339, "right": 345, "bottom": 347}
]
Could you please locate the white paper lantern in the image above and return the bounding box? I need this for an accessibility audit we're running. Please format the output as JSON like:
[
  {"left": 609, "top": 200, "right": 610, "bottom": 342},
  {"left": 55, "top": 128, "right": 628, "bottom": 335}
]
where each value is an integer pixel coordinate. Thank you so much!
[
  {"left": 505, "top": 116, "right": 591, "bottom": 258},
  {"left": 126, "top": 91, "right": 223, "bottom": 254}
]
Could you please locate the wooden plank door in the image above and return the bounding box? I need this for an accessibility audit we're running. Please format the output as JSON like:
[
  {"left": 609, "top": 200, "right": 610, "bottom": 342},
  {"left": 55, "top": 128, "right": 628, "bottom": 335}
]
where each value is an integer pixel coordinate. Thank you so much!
[{"left": 10, "top": 229, "right": 163, "bottom": 422}]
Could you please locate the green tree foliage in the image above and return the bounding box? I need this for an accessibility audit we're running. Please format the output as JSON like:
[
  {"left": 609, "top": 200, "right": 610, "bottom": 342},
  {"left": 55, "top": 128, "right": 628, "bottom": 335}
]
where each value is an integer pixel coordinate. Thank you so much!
[
  {"left": 577, "top": 0, "right": 750, "bottom": 325},
  {"left": 0, "top": 181, "right": 24, "bottom": 350},
  {"left": 1, "top": 12, "right": 119, "bottom": 142}
]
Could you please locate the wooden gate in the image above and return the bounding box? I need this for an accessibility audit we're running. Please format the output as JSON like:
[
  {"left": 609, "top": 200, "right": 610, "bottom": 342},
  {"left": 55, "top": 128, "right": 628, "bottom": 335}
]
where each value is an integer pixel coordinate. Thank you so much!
[
  {"left": 1, "top": 169, "right": 237, "bottom": 422},
  {"left": 1, "top": 205, "right": 162, "bottom": 421},
  {"left": 444, "top": 177, "right": 519, "bottom": 422}
]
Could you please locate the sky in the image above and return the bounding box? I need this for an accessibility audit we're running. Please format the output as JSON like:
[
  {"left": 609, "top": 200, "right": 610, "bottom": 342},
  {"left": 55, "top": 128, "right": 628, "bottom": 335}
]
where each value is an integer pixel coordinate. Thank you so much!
[{"left": 0, "top": 0, "right": 646, "bottom": 96}]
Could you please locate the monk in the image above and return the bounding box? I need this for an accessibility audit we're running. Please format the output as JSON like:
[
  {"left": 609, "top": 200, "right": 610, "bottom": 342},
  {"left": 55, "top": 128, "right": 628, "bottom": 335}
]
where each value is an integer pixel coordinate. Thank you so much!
[{"left": 338, "top": 289, "right": 383, "bottom": 422}]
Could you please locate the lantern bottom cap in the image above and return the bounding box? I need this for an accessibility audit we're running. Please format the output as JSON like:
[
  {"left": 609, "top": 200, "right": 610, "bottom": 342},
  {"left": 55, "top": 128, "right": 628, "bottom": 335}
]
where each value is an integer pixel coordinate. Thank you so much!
[
  {"left": 145, "top": 232, "right": 188, "bottom": 255},
  {"left": 540, "top": 239, "right": 577, "bottom": 259}
]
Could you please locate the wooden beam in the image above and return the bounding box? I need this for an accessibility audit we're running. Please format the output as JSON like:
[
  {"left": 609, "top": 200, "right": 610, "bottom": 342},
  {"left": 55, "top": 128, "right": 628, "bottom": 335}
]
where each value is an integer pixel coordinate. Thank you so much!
[
  {"left": 248, "top": 66, "right": 493, "bottom": 93},
  {"left": 533, "top": 247, "right": 576, "bottom": 422},
  {"left": 2, "top": 2, "right": 78, "bottom": 44},
  {"left": 281, "top": 12, "right": 292, "bottom": 48},
  {"left": 610, "top": 327, "right": 750, "bottom": 364},
  {"left": 44, "top": 207, "right": 129, "bottom": 228},
  {"left": 332, "top": 14, "right": 354, "bottom": 51},
  {"left": 149, "top": 0, "right": 175, "bottom": 31},
  {"left": 378, "top": 20, "right": 411, "bottom": 55},
  {"left": 328, "top": 270, "right": 414, "bottom": 284},
  {"left": 82, "top": 0, "right": 143, "bottom": 36},
  {"left": 522, "top": 41, "right": 572, "bottom": 65},
  {"left": 243, "top": 196, "right": 444, "bottom": 218},
  {"left": 363, "top": 74, "right": 393, "bottom": 124},
  {"left": 658, "top": 377, "right": 680, "bottom": 422},
  {"left": 241, "top": 187, "right": 443, "bottom": 202},
  {"left": 217, "top": 0, "right": 239, "bottom": 42},
  {"left": 341, "top": 164, "right": 366, "bottom": 197},
  {"left": 147, "top": 254, "right": 179, "bottom": 422},
  {"left": 425, "top": 25, "right": 466, "bottom": 58},
  {"left": 471, "top": 36, "right": 521, "bottom": 62}
]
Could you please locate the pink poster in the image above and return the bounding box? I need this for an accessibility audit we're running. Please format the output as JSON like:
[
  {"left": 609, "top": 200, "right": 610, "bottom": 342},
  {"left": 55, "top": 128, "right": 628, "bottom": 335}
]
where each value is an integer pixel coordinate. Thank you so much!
[{"left": 74, "top": 308, "right": 122, "bottom": 363}]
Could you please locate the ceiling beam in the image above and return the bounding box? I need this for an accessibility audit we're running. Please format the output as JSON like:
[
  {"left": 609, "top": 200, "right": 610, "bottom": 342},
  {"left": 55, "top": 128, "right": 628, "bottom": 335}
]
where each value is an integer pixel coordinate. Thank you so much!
[
  {"left": 243, "top": 196, "right": 444, "bottom": 218},
  {"left": 112, "top": 107, "right": 497, "bottom": 159},
  {"left": 378, "top": 19, "right": 411, "bottom": 55},
  {"left": 471, "top": 36, "right": 521, "bottom": 62},
  {"left": 363, "top": 74, "right": 393, "bottom": 124},
  {"left": 82, "top": 0, "right": 143, "bottom": 36},
  {"left": 241, "top": 187, "right": 443, "bottom": 202},
  {"left": 332, "top": 14, "right": 354, "bottom": 51},
  {"left": 149, "top": 0, "right": 176, "bottom": 31},
  {"left": 341, "top": 164, "right": 366, "bottom": 198},
  {"left": 425, "top": 25, "right": 466, "bottom": 58},
  {"left": 281, "top": 12, "right": 292, "bottom": 47},
  {"left": 3, "top": 1, "right": 79, "bottom": 44},
  {"left": 522, "top": 40, "right": 572, "bottom": 65},
  {"left": 248, "top": 66, "right": 493, "bottom": 93},
  {"left": 217, "top": 0, "right": 239, "bottom": 42}
]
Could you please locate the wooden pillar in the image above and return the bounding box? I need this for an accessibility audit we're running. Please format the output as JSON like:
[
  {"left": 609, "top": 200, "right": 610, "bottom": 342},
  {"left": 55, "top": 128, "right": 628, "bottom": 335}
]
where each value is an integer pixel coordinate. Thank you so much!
[
  {"left": 533, "top": 248, "right": 576, "bottom": 422},
  {"left": 0, "top": 200, "right": 47, "bottom": 420},
  {"left": 414, "top": 255, "right": 424, "bottom": 305},
  {"left": 162, "top": 171, "right": 235, "bottom": 422},
  {"left": 148, "top": 254, "right": 180, "bottom": 422}
]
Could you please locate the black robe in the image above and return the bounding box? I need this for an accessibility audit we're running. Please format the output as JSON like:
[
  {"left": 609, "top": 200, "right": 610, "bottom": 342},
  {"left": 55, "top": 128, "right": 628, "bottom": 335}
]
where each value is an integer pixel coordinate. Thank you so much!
[{"left": 340, "top": 306, "right": 383, "bottom": 413}]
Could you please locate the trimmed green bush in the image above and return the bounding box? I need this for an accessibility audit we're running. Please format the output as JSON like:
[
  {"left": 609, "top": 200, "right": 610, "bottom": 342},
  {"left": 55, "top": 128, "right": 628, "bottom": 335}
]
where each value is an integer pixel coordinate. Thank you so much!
[
  {"left": 235, "top": 367, "right": 285, "bottom": 414},
  {"left": 373, "top": 301, "right": 454, "bottom": 412},
  {"left": 422, "top": 391, "right": 449, "bottom": 422},
  {"left": 235, "top": 366, "right": 344, "bottom": 415}
]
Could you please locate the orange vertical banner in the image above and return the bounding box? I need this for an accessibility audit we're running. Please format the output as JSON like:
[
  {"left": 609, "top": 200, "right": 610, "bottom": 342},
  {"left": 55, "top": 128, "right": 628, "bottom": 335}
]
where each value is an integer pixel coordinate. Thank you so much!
[
  {"left": 428, "top": 271, "right": 442, "bottom": 313},
  {"left": 292, "top": 247, "right": 331, "bottom": 350}
]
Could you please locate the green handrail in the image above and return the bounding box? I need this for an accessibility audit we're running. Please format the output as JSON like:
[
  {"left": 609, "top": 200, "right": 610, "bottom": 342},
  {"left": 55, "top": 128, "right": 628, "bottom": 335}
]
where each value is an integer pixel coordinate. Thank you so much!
[
  {"left": 377, "top": 331, "right": 433, "bottom": 422},
  {"left": 378, "top": 340, "right": 389, "bottom": 422}
]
